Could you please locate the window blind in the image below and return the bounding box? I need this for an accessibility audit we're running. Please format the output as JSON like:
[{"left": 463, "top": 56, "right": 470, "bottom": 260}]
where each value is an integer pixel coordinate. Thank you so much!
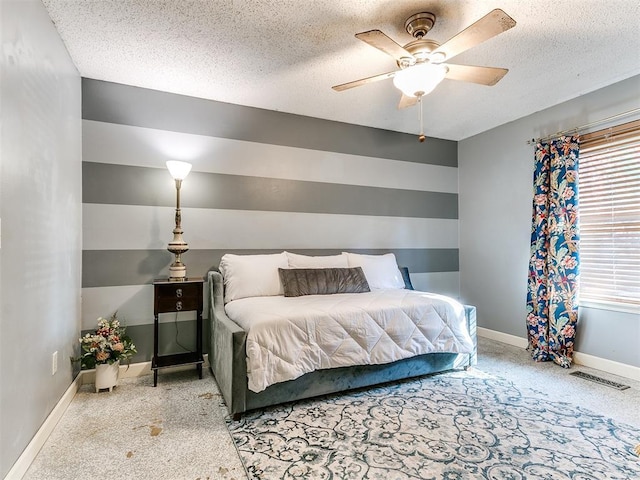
[{"left": 579, "top": 119, "right": 640, "bottom": 308}]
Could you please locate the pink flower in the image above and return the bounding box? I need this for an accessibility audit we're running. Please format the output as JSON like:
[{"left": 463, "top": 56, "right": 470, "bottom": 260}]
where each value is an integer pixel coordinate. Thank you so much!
[
  {"left": 561, "top": 325, "right": 575, "bottom": 338},
  {"left": 562, "top": 186, "right": 575, "bottom": 200},
  {"left": 534, "top": 194, "right": 547, "bottom": 205},
  {"left": 112, "top": 343, "right": 124, "bottom": 352},
  {"left": 561, "top": 256, "right": 578, "bottom": 269},
  {"left": 527, "top": 313, "right": 537, "bottom": 325}
]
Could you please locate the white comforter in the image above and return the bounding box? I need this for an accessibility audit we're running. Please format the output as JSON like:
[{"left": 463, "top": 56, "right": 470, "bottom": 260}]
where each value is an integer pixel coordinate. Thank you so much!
[{"left": 224, "top": 289, "right": 474, "bottom": 393}]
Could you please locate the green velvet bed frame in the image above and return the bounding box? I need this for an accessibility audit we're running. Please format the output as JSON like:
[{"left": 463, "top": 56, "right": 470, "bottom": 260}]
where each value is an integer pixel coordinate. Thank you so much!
[{"left": 207, "top": 270, "right": 477, "bottom": 420}]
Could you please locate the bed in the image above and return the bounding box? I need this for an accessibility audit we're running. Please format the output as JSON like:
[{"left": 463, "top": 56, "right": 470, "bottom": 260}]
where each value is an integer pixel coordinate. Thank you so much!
[{"left": 208, "top": 252, "right": 477, "bottom": 419}]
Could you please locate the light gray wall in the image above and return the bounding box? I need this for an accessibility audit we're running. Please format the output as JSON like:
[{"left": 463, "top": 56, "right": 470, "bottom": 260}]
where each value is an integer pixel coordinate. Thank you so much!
[
  {"left": 0, "top": 1, "right": 82, "bottom": 476},
  {"left": 459, "top": 75, "right": 640, "bottom": 368},
  {"left": 81, "top": 79, "right": 460, "bottom": 361}
]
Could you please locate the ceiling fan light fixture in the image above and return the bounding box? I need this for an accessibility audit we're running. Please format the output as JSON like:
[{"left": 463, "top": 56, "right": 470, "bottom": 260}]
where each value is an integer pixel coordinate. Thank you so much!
[{"left": 393, "top": 63, "right": 447, "bottom": 97}]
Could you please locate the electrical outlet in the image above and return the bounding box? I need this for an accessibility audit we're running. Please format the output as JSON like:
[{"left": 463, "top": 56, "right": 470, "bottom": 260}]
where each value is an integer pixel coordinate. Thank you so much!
[{"left": 52, "top": 351, "right": 58, "bottom": 375}]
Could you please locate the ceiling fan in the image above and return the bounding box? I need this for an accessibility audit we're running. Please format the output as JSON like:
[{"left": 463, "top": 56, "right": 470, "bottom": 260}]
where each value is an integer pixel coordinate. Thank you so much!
[{"left": 332, "top": 9, "right": 516, "bottom": 139}]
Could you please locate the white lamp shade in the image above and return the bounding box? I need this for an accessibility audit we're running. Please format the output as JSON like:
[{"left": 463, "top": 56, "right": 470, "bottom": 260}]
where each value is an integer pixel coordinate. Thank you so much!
[
  {"left": 166, "top": 160, "right": 192, "bottom": 180},
  {"left": 393, "top": 63, "right": 448, "bottom": 98}
]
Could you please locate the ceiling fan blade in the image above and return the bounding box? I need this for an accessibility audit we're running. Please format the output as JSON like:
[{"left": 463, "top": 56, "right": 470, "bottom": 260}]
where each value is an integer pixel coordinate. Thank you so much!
[
  {"left": 444, "top": 64, "right": 509, "bottom": 86},
  {"left": 355, "top": 30, "right": 414, "bottom": 61},
  {"left": 432, "top": 9, "right": 516, "bottom": 62},
  {"left": 332, "top": 70, "right": 397, "bottom": 92},
  {"left": 398, "top": 94, "right": 418, "bottom": 109}
]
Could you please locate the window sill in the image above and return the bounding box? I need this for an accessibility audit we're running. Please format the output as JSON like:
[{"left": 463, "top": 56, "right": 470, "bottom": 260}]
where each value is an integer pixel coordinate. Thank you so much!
[{"left": 579, "top": 300, "right": 640, "bottom": 315}]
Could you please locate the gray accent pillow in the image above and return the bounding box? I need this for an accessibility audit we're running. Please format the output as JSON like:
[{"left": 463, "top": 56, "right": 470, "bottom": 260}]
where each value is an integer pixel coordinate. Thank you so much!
[{"left": 278, "top": 267, "right": 370, "bottom": 297}]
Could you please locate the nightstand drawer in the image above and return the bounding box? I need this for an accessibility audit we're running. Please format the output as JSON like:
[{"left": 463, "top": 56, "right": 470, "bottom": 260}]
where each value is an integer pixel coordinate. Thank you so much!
[
  {"left": 154, "top": 281, "right": 203, "bottom": 314},
  {"left": 155, "top": 295, "right": 200, "bottom": 313}
]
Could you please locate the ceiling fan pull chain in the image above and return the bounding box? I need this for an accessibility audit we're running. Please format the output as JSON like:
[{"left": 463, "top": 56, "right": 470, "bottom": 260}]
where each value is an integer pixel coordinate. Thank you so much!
[{"left": 418, "top": 94, "right": 426, "bottom": 142}]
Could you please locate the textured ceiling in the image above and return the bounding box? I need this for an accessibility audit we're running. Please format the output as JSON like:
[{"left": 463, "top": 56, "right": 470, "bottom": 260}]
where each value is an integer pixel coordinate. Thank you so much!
[{"left": 42, "top": 0, "right": 640, "bottom": 140}]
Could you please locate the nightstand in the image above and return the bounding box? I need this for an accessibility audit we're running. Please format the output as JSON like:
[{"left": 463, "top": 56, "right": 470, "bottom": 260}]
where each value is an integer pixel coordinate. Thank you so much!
[{"left": 152, "top": 277, "right": 204, "bottom": 386}]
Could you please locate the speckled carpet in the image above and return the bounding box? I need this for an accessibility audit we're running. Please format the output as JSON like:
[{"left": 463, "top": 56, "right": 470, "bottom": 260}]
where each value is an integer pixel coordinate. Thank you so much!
[
  {"left": 23, "top": 338, "right": 640, "bottom": 480},
  {"left": 23, "top": 369, "right": 246, "bottom": 480},
  {"left": 227, "top": 370, "right": 640, "bottom": 480}
]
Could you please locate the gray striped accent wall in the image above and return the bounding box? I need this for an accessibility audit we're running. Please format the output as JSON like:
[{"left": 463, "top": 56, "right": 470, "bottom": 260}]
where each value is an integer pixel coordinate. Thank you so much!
[{"left": 82, "top": 79, "right": 459, "bottom": 361}]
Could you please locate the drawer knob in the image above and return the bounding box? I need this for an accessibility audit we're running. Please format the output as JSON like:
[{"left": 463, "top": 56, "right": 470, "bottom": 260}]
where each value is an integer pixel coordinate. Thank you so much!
[
  {"left": 176, "top": 301, "right": 183, "bottom": 311},
  {"left": 176, "top": 288, "right": 183, "bottom": 298}
]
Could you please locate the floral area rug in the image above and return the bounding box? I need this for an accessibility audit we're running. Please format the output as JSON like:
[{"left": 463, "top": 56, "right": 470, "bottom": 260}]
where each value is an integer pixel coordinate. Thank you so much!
[{"left": 226, "top": 371, "right": 640, "bottom": 479}]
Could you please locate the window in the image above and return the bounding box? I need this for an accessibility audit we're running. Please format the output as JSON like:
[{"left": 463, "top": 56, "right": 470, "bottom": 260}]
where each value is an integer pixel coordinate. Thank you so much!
[{"left": 579, "top": 119, "right": 640, "bottom": 311}]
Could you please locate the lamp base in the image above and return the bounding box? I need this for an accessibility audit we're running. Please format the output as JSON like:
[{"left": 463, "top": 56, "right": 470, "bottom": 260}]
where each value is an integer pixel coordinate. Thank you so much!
[{"left": 168, "top": 263, "right": 187, "bottom": 281}]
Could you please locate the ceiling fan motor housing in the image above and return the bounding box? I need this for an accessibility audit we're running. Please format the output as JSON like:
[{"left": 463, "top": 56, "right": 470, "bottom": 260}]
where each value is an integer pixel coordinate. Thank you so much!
[{"left": 402, "top": 39, "right": 441, "bottom": 64}]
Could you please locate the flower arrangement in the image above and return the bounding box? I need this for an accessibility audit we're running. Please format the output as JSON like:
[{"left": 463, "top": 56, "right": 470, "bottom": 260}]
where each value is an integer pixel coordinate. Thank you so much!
[{"left": 76, "top": 313, "right": 137, "bottom": 369}]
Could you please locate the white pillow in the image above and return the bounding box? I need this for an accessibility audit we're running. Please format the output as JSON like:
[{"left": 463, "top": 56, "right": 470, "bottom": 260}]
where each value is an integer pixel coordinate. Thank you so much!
[
  {"left": 285, "top": 251, "right": 348, "bottom": 268},
  {"left": 343, "top": 252, "right": 405, "bottom": 289},
  {"left": 219, "top": 252, "right": 288, "bottom": 303}
]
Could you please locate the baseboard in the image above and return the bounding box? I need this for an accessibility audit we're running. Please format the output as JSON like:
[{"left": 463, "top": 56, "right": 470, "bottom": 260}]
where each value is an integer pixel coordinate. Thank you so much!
[
  {"left": 5, "top": 373, "right": 83, "bottom": 480},
  {"left": 477, "top": 327, "right": 640, "bottom": 382},
  {"left": 5, "top": 355, "right": 210, "bottom": 479},
  {"left": 573, "top": 351, "right": 640, "bottom": 382},
  {"left": 477, "top": 327, "right": 528, "bottom": 349}
]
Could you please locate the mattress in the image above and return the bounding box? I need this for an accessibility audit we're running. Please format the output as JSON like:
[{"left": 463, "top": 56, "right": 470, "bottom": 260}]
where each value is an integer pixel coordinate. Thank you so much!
[{"left": 224, "top": 289, "right": 474, "bottom": 393}]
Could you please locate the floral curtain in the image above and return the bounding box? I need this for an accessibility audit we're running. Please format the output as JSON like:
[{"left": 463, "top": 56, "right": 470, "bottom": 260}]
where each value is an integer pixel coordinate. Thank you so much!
[{"left": 526, "top": 136, "right": 580, "bottom": 368}]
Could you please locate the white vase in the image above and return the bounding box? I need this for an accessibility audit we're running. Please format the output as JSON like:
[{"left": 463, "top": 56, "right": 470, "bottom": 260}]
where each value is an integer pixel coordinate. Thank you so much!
[{"left": 95, "top": 360, "right": 120, "bottom": 393}]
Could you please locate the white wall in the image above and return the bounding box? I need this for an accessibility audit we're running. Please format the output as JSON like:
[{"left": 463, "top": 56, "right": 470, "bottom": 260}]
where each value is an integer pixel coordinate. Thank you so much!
[
  {"left": 459, "top": 75, "right": 640, "bottom": 369},
  {"left": 0, "top": 1, "right": 82, "bottom": 476}
]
